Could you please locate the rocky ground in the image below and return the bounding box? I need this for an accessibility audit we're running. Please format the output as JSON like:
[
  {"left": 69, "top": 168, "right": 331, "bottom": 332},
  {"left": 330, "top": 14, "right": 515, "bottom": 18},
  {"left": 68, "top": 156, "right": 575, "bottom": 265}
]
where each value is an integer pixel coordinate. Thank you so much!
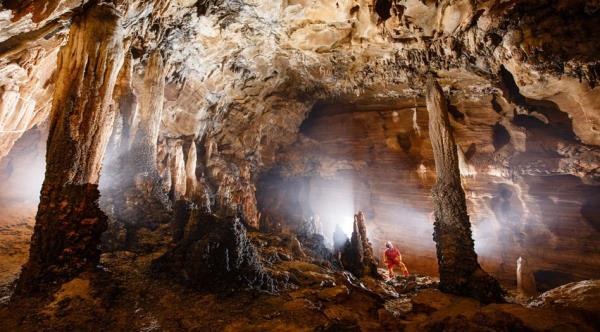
[{"left": 0, "top": 218, "right": 598, "bottom": 332}]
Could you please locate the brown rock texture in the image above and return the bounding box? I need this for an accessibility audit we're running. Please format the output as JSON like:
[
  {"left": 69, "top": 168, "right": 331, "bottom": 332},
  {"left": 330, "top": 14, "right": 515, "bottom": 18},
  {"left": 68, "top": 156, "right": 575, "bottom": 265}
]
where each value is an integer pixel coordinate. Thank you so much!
[
  {"left": 151, "top": 210, "right": 274, "bottom": 292},
  {"left": 340, "top": 211, "right": 380, "bottom": 278},
  {"left": 426, "top": 76, "right": 503, "bottom": 303},
  {"left": 14, "top": 2, "right": 125, "bottom": 294}
]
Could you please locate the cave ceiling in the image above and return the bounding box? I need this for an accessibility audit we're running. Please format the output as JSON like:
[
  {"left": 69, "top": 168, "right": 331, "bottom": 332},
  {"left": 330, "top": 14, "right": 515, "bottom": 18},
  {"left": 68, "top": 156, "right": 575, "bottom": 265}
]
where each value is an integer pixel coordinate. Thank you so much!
[{"left": 2, "top": 0, "right": 599, "bottom": 158}]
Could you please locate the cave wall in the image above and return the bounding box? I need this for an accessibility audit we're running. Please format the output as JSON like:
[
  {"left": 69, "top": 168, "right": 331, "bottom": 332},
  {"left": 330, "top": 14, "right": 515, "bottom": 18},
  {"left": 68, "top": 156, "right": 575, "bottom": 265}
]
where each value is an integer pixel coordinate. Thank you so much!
[{"left": 258, "top": 93, "right": 600, "bottom": 286}]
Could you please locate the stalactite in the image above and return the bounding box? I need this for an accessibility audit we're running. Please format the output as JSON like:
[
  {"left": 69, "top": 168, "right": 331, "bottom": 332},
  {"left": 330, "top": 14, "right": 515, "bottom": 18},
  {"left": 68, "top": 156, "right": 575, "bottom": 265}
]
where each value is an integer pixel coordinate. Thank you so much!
[
  {"left": 133, "top": 50, "right": 165, "bottom": 173},
  {"left": 185, "top": 141, "right": 198, "bottom": 199},
  {"left": 100, "top": 49, "right": 170, "bottom": 239},
  {"left": 114, "top": 53, "right": 137, "bottom": 151},
  {"left": 15, "top": 3, "right": 125, "bottom": 295},
  {"left": 426, "top": 75, "right": 504, "bottom": 303},
  {"left": 107, "top": 52, "right": 136, "bottom": 156},
  {"left": 170, "top": 144, "right": 186, "bottom": 201}
]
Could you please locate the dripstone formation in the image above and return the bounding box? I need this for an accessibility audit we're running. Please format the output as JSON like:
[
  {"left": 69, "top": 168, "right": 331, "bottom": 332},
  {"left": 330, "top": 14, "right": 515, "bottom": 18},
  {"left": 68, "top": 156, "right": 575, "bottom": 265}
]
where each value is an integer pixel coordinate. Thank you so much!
[
  {"left": 426, "top": 76, "right": 504, "bottom": 303},
  {"left": 15, "top": 3, "right": 125, "bottom": 294},
  {"left": 151, "top": 209, "right": 274, "bottom": 292},
  {"left": 340, "top": 212, "right": 379, "bottom": 278}
]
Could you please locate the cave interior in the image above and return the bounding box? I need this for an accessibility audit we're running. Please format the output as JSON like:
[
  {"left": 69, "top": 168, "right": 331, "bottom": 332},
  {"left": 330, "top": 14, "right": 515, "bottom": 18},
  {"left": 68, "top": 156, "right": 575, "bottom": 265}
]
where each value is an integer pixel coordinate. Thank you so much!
[{"left": 0, "top": 0, "right": 599, "bottom": 331}]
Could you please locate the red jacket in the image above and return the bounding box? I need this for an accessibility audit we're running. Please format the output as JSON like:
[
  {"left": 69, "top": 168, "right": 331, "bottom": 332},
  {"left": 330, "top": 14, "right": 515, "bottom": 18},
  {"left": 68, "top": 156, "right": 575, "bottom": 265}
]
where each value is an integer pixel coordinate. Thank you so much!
[{"left": 385, "top": 247, "right": 401, "bottom": 265}]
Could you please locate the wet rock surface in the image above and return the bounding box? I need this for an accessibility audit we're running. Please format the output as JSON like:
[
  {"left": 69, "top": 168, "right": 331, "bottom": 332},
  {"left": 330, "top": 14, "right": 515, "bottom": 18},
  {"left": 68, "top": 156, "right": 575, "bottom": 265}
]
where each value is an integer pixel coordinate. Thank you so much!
[{"left": 530, "top": 280, "right": 600, "bottom": 328}]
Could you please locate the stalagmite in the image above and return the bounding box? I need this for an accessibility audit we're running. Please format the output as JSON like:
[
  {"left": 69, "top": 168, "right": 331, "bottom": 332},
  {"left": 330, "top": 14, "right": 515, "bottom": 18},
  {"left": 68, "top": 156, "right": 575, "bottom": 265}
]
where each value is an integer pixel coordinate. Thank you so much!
[
  {"left": 151, "top": 213, "right": 274, "bottom": 293},
  {"left": 340, "top": 212, "right": 379, "bottom": 278},
  {"left": 354, "top": 211, "right": 379, "bottom": 276},
  {"left": 426, "top": 76, "right": 504, "bottom": 303},
  {"left": 517, "top": 256, "right": 537, "bottom": 297},
  {"left": 15, "top": 3, "right": 125, "bottom": 294},
  {"left": 161, "top": 164, "right": 172, "bottom": 194}
]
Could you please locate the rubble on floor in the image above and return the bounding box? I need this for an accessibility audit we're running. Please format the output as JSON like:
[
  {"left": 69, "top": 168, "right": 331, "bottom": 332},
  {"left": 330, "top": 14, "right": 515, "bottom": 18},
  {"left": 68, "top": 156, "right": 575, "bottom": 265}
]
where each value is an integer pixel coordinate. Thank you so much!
[{"left": 1, "top": 225, "right": 598, "bottom": 331}]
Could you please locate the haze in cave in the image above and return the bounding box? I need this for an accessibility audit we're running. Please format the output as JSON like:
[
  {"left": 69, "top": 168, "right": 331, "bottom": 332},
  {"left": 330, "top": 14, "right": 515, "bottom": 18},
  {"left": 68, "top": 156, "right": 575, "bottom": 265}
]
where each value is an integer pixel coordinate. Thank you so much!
[{"left": 0, "top": 0, "right": 599, "bottom": 331}]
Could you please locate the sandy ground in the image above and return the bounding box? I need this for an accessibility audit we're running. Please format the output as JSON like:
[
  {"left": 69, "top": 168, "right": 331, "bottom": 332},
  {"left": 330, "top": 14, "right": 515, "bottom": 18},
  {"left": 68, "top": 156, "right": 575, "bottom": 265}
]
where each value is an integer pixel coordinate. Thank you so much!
[{"left": 0, "top": 201, "right": 35, "bottom": 301}]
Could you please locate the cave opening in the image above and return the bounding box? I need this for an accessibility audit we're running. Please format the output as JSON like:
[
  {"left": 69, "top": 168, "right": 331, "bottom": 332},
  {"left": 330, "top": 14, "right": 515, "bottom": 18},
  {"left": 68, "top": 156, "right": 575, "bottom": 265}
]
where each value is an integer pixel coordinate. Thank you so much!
[{"left": 259, "top": 98, "right": 440, "bottom": 277}]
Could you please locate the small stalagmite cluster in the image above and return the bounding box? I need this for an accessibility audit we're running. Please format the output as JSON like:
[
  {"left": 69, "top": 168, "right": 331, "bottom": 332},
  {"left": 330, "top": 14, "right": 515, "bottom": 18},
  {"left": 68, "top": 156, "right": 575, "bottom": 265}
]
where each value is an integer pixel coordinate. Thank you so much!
[
  {"left": 0, "top": 0, "right": 599, "bottom": 331},
  {"left": 338, "top": 211, "right": 380, "bottom": 279}
]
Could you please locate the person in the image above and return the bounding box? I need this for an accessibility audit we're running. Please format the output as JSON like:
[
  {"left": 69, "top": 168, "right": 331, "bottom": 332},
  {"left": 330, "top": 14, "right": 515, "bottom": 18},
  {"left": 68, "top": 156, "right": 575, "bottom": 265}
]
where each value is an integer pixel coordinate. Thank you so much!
[{"left": 383, "top": 241, "right": 409, "bottom": 278}]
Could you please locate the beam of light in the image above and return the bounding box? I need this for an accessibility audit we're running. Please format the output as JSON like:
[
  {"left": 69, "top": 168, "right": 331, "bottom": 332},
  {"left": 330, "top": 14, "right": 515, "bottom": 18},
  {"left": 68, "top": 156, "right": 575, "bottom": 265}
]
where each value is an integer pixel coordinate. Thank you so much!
[{"left": 305, "top": 175, "right": 356, "bottom": 241}]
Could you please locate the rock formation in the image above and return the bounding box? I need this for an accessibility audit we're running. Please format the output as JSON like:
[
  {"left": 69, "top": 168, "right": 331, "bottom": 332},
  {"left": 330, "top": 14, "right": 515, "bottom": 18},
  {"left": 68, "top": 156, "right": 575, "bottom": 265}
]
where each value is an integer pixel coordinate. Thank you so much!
[
  {"left": 340, "top": 212, "right": 379, "bottom": 278},
  {"left": 151, "top": 210, "right": 274, "bottom": 292},
  {"left": 15, "top": 2, "right": 125, "bottom": 294},
  {"left": 426, "top": 75, "right": 504, "bottom": 303},
  {"left": 100, "top": 51, "right": 172, "bottom": 247},
  {"left": 517, "top": 256, "right": 537, "bottom": 297}
]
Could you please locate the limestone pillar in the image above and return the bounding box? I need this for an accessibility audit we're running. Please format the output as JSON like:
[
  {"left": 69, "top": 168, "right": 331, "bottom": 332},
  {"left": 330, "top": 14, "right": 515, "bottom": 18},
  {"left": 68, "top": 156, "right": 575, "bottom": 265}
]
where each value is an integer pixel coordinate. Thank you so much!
[
  {"left": 114, "top": 53, "right": 138, "bottom": 150},
  {"left": 106, "top": 52, "right": 136, "bottom": 156},
  {"left": 16, "top": 3, "right": 125, "bottom": 294},
  {"left": 517, "top": 256, "right": 537, "bottom": 297},
  {"left": 426, "top": 76, "right": 504, "bottom": 303},
  {"left": 170, "top": 144, "right": 186, "bottom": 201}
]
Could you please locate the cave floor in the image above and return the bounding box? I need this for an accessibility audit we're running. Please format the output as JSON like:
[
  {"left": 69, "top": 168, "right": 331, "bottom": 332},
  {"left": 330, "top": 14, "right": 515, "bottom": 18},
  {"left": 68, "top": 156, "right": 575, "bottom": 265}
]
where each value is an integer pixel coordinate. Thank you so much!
[
  {"left": 0, "top": 203, "right": 34, "bottom": 302},
  {"left": 0, "top": 212, "right": 599, "bottom": 331}
]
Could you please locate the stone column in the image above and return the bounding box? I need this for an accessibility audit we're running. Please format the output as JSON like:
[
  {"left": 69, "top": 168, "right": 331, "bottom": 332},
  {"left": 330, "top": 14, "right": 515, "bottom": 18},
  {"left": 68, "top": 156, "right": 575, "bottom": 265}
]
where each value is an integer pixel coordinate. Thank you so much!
[
  {"left": 106, "top": 52, "right": 137, "bottom": 157},
  {"left": 131, "top": 50, "right": 165, "bottom": 174},
  {"left": 16, "top": 3, "right": 125, "bottom": 294},
  {"left": 102, "top": 50, "right": 170, "bottom": 237},
  {"left": 426, "top": 76, "right": 504, "bottom": 303}
]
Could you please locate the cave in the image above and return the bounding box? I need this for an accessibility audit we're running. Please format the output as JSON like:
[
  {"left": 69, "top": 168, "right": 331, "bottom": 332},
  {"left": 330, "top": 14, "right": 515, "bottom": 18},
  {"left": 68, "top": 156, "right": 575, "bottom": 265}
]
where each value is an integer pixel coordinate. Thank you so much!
[{"left": 1, "top": 1, "right": 600, "bottom": 331}]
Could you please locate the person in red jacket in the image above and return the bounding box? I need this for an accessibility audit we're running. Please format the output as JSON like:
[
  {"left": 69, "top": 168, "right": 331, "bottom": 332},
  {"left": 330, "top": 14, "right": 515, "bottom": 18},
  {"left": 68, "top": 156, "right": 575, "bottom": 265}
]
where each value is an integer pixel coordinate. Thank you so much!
[{"left": 383, "top": 241, "right": 409, "bottom": 279}]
